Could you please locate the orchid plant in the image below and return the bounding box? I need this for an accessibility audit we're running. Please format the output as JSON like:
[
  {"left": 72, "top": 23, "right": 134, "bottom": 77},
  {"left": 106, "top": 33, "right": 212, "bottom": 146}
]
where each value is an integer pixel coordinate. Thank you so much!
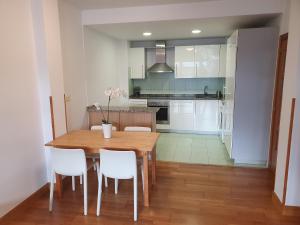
[{"left": 99, "top": 87, "right": 126, "bottom": 124}]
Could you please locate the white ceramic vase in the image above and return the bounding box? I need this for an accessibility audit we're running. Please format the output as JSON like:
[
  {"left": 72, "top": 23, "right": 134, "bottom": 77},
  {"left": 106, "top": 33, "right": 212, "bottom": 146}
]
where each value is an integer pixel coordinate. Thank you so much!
[{"left": 102, "top": 123, "right": 112, "bottom": 139}]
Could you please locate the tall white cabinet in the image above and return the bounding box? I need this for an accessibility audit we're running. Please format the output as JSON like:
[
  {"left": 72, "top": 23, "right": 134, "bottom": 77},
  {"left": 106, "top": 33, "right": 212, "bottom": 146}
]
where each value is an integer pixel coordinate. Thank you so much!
[
  {"left": 223, "top": 31, "right": 238, "bottom": 157},
  {"left": 223, "top": 28, "right": 278, "bottom": 164},
  {"left": 128, "top": 48, "right": 145, "bottom": 79},
  {"left": 219, "top": 44, "right": 227, "bottom": 77}
]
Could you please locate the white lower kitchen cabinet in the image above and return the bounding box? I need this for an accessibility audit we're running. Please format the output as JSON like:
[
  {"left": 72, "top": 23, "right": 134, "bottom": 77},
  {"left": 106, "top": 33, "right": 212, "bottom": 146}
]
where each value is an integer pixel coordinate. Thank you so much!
[
  {"left": 194, "top": 100, "right": 219, "bottom": 133},
  {"left": 170, "top": 100, "right": 194, "bottom": 130}
]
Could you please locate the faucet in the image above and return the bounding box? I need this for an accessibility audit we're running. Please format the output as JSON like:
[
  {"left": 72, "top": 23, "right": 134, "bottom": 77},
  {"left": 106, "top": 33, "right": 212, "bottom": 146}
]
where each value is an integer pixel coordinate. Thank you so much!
[{"left": 204, "top": 85, "right": 208, "bottom": 96}]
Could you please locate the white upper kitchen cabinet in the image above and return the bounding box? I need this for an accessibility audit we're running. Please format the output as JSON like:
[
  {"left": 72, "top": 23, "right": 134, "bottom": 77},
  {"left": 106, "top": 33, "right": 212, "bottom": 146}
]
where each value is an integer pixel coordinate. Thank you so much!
[
  {"left": 128, "top": 48, "right": 145, "bottom": 79},
  {"left": 174, "top": 46, "right": 196, "bottom": 78},
  {"left": 219, "top": 44, "right": 227, "bottom": 77},
  {"left": 194, "top": 100, "right": 219, "bottom": 133},
  {"left": 195, "top": 45, "right": 220, "bottom": 78},
  {"left": 170, "top": 100, "right": 194, "bottom": 130}
]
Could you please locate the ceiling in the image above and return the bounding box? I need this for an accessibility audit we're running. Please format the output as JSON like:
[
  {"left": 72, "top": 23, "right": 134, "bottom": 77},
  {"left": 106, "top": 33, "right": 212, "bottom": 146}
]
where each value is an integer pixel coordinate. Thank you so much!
[
  {"left": 65, "top": 0, "right": 215, "bottom": 10},
  {"left": 88, "top": 14, "right": 278, "bottom": 41}
]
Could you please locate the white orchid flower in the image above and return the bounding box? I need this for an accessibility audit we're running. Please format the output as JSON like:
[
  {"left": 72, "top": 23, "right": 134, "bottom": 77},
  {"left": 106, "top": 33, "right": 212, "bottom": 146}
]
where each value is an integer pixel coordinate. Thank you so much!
[
  {"left": 104, "top": 88, "right": 112, "bottom": 96},
  {"left": 111, "top": 88, "right": 120, "bottom": 98},
  {"left": 101, "top": 87, "right": 128, "bottom": 124}
]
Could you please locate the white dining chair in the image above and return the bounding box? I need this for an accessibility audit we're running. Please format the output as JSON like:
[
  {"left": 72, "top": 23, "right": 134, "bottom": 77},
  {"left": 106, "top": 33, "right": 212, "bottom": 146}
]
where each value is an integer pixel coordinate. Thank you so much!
[
  {"left": 91, "top": 125, "right": 117, "bottom": 131},
  {"left": 96, "top": 149, "right": 138, "bottom": 221},
  {"left": 114, "top": 126, "right": 151, "bottom": 193},
  {"left": 49, "top": 148, "right": 97, "bottom": 215},
  {"left": 88, "top": 125, "right": 112, "bottom": 186},
  {"left": 124, "top": 126, "right": 151, "bottom": 132},
  {"left": 90, "top": 124, "right": 117, "bottom": 171}
]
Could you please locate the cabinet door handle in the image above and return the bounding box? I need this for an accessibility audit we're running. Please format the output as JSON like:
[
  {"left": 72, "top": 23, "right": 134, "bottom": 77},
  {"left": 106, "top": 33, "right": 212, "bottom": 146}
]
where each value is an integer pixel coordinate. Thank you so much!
[
  {"left": 142, "top": 64, "right": 144, "bottom": 78},
  {"left": 175, "top": 64, "right": 178, "bottom": 77}
]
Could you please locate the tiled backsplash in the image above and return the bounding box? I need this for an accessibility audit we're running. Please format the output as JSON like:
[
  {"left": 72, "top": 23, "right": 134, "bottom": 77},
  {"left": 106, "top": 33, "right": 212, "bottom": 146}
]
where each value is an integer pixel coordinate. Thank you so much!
[{"left": 132, "top": 73, "right": 224, "bottom": 94}]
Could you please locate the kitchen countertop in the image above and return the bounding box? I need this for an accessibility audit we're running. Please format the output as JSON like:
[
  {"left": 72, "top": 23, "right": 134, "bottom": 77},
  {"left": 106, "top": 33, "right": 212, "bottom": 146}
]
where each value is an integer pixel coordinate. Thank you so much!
[
  {"left": 129, "top": 93, "right": 222, "bottom": 100},
  {"left": 87, "top": 105, "right": 159, "bottom": 113}
]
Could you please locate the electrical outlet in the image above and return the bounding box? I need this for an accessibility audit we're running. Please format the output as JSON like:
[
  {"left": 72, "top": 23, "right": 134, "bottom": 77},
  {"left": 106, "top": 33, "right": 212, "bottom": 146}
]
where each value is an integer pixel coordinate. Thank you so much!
[{"left": 65, "top": 95, "right": 71, "bottom": 102}]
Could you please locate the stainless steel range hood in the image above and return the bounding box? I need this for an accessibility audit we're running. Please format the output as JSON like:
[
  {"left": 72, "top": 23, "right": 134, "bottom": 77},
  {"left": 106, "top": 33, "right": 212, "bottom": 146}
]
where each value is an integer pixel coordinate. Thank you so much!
[{"left": 147, "top": 41, "right": 174, "bottom": 73}]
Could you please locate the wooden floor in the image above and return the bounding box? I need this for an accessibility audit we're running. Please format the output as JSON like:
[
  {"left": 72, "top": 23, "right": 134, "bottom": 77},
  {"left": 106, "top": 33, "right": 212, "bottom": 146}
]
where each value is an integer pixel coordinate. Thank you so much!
[{"left": 1, "top": 162, "right": 300, "bottom": 225}]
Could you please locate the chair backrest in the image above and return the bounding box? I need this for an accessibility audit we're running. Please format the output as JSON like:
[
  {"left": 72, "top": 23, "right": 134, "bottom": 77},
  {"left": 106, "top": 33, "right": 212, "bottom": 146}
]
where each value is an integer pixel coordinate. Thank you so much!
[
  {"left": 99, "top": 149, "right": 137, "bottom": 179},
  {"left": 91, "top": 125, "right": 117, "bottom": 131},
  {"left": 51, "top": 148, "right": 86, "bottom": 176},
  {"left": 124, "top": 126, "right": 151, "bottom": 132}
]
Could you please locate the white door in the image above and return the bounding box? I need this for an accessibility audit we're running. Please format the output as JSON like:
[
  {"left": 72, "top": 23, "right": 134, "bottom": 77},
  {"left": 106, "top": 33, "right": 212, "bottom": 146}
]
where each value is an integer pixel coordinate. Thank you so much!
[
  {"left": 170, "top": 100, "right": 195, "bottom": 130},
  {"left": 194, "top": 100, "right": 219, "bottom": 133},
  {"left": 195, "top": 45, "right": 220, "bottom": 78},
  {"left": 175, "top": 46, "right": 196, "bottom": 78},
  {"left": 128, "top": 48, "right": 145, "bottom": 79}
]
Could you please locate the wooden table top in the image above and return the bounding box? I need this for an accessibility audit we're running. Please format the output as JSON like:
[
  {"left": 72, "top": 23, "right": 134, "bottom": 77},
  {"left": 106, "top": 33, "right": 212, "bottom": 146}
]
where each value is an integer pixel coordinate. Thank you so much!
[{"left": 45, "top": 130, "right": 160, "bottom": 153}]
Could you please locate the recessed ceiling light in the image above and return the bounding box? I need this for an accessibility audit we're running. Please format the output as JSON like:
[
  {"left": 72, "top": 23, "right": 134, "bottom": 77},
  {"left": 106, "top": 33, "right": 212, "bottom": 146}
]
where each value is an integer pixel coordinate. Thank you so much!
[
  {"left": 192, "top": 29, "right": 202, "bottom": 34},
  {"left": 143, "top": 32, "right": 152, "bottom": 36},
  {"left": 186, "top": 47, "right": 194, "bottom": 51}
]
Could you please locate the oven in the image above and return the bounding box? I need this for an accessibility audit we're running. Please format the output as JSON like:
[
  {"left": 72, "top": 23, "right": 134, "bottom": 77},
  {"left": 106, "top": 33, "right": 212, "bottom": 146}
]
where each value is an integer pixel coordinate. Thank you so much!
[{"left": 147, "top": 99, "right": 170, "bottom": 125}]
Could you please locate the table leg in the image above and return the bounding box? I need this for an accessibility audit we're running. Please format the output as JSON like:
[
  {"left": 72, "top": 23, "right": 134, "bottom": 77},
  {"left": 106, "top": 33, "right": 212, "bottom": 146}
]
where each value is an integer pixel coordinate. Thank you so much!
[
  {"left": 55, "top": 174, "right": 63, "bottom": 198},
  {"left": 143, "top": 153, "right": 149, "bottom": 207},
  {"left": 152, "top": 146, "right": 156, "bottom": 185}
]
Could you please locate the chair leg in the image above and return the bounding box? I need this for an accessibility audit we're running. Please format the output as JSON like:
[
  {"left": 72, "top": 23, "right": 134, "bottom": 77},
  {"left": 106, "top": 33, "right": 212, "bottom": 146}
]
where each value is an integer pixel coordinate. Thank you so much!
[
  {"left": 96, "top": 171, "right": 103, "bottom": 216},
  {"left": 141, "top": 164, "right": 144, "bottom": 192},
  {"left": 133, "top": 175, "right": 138, "bottom": 221},
  {"left": 83, "top": 172, "right": 87, "bottom": 216},
  {"left": 80, "top": 175, "right": 82, "bottom": 185},
  {"left": 72, "top": 176, "right": 75, "bottom": 191},
  {"left": 49, "top": 172, "right": 55, "bottom": 212},
  {"left": 115, "top": 178, "right": 118, "bottom": 194},
  {"left": 104, "top": 176, "right": 108, "bottom": 188}
]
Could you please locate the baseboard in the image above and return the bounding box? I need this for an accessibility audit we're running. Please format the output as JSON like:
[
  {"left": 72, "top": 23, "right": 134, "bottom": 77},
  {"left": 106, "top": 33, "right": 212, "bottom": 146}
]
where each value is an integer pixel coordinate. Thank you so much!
[
  {"left": 272, "top": 192, "right": 283, "bottom": 211},
  {"left": 157, "top": 129, "right": 220, "bottom": 135},
  {"left": 282, "top": 206, "right": 300, "bottom": 216},
  {"left": 0, "top": 183, "right": 49, "bottom": 219},
  {"left": 272, "top": 192, "right": 300, "bottom": 216},
  {"left": 234, "top": 159, "right": 267, "bottom": 165}
]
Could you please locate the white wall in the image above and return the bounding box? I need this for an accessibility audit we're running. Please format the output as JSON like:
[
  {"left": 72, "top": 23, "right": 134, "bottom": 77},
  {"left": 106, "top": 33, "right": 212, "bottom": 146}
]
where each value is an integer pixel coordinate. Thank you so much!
[
  {"left": 279, "top": 0, "right": 300, "bottom": 206},
  {"left": 0, "top": 0, "right": 47, "bottom": 217},
  {"left": 58, "top": 0, "right": 89, "bottom": 131},
  {"left": 0, "top": 0, "right": 68, "bottom": 217},
  {"left": 84, "top": 27, "right": 129, "bottom": 106},
  {"left": 274, "top": 0, "right": 300, "bottom": 206},
  {"left": 42, "top": 0, "right": 66, "bottom": 137}
]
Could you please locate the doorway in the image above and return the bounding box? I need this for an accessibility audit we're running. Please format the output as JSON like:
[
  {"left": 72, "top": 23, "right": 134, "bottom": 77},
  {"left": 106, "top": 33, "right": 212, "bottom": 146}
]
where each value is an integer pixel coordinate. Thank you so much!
[{"left": 269, "top": 33, "right": 288, "bottom": 175}]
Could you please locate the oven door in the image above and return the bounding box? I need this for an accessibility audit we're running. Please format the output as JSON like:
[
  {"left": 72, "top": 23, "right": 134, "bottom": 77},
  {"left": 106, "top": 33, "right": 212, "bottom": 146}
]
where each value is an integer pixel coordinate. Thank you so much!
[{"left": 156, "top": 106, "right": 169, "bottom": 124}]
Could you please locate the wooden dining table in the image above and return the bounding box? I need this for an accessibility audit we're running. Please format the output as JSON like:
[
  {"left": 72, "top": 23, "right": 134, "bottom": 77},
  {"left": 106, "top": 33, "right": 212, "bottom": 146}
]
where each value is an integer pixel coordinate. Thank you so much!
[{"left": 45, "top": 130, "right": 160, "bottom": 207}]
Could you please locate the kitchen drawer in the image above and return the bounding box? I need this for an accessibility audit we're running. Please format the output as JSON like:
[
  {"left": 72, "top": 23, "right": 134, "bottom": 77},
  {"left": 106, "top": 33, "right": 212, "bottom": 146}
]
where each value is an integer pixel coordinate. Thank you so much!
[{"left": 128, "top": 99, "right": 148, "bottom": 106}]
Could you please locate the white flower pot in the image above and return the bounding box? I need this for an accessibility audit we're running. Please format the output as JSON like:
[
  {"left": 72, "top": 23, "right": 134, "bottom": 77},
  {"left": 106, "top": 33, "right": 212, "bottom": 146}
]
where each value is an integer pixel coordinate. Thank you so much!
[{"left": 102, "top": 123, "right": 112, "bottom": 139}]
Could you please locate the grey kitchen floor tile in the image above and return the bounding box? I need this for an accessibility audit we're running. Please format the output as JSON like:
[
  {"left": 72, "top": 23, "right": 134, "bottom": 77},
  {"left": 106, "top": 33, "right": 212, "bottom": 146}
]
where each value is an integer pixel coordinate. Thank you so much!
[{"left": 156, "top": 132, "right": 232, "bottom": 166}]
